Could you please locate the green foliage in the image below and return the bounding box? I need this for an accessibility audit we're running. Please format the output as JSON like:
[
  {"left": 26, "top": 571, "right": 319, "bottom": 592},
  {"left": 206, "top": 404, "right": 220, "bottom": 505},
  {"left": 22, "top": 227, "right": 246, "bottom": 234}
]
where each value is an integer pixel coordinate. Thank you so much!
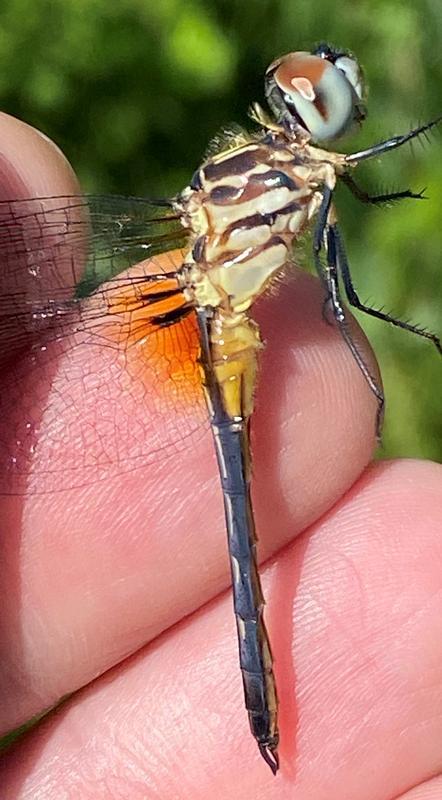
[{"left": 0, "top": 0, "right": 440, "bottom": 459}]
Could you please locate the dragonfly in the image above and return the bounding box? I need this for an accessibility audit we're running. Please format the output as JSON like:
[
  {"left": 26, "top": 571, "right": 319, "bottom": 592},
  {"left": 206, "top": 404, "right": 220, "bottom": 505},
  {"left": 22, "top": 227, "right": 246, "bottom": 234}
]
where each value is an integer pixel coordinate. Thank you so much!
[{"left": 0, "top": 43, "right": 440, "bottom": 774}]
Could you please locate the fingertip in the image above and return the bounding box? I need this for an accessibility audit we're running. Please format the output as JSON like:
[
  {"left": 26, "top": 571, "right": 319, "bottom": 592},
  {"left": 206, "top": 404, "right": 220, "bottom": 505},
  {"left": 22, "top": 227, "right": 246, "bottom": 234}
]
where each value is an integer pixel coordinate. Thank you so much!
[
  {"left": 0, "top": 114, "right": 84, "bottom": 357},
  {"left": 0, "top": 112, "right": 80, "bottom": 200},
  {"left": 252, "top": 269, "right": 379, "bottom": 541}
]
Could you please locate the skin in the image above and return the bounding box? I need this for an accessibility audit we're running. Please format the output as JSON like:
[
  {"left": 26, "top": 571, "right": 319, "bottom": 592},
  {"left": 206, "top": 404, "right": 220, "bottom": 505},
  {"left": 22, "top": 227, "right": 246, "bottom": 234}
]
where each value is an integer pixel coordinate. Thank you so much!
[{"left": 0, "top": 112, "right": 441, "bottom": 799}]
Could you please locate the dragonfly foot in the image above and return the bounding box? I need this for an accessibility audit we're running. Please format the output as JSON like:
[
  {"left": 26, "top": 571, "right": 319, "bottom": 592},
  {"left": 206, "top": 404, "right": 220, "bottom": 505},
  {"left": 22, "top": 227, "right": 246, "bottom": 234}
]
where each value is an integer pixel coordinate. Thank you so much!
[{"left": 258, "top": 743, "right": 279, "bottom": 775}]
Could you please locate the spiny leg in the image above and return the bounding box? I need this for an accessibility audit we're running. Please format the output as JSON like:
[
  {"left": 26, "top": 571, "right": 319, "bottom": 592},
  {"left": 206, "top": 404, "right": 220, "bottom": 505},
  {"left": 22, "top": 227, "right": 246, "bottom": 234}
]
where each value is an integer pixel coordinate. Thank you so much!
[
  {"left": 341, "top": 173, "right": 427, "bottom": 206},
  {"left": 313, "top": 186, "right": 341, "bottom": 325},
  {"left": 313, "top": 189, "right": 385, "bottom": 437},
  {"left": 331, "top": 223, "right": 442, "bottom": 355},
  {"left": 345, "top": 116, "right": 442, "bottom": 164}
]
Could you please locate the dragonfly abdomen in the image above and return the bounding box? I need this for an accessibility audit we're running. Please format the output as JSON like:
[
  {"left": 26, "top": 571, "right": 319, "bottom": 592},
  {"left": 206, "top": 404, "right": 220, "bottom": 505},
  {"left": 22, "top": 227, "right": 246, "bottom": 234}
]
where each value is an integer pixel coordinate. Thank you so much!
[{"left": 211, "top": 412, "right": 279, "bottom": 775}]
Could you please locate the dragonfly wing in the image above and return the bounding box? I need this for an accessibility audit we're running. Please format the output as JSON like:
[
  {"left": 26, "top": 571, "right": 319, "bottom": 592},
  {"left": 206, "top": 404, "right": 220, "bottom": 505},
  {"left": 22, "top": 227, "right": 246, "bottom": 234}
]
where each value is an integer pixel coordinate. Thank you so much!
[
  {"left": 0, "top": 196, "right": 208, "bottom": 495},
  {"left": 76, "top": 194, "right": 189, "bottom": 294},
  {"left": 0, "top": 193, "right": 188, "bottom": 350}
]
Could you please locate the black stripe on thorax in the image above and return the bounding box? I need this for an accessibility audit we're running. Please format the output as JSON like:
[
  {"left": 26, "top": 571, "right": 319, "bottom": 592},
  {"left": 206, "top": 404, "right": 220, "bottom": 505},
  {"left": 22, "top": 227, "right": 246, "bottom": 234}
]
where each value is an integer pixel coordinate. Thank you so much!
[
  {"left": 192, "top": 235, "right": 206, "bottom": 263},
  {"left": 203, "top": 147, "right": 266, "bottom": 181},
  {"left": 248, "top": 170, "right": 299, "bottom": 191},
  {"left": 219, "top": 234, "right": 288, "bottom": 267},
  {"left": 209, "top": 184, "right": 244, "bottom": 204},
  {"left": 223, "top": 200, "right": 302, "bottom": 235},
  {"left": 190, "top": 169, "right": 203, "bottom": 190},
  {"left": 208, "top": 169, "right": 301, "bottom": 206}
]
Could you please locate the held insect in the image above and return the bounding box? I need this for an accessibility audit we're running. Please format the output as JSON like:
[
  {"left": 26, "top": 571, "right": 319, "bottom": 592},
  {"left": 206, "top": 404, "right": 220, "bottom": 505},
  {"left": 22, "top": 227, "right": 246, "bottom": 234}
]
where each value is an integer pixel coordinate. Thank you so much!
[{"left": 0, "top": 43, "right": 439, "bottom": 775}]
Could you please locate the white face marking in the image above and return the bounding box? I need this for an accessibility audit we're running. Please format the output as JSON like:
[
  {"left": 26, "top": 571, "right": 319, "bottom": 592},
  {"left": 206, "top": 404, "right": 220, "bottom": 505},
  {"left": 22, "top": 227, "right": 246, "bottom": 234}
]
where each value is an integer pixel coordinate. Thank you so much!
[{"left": 290, "top": 76, "right": 316, "bottom": 101}]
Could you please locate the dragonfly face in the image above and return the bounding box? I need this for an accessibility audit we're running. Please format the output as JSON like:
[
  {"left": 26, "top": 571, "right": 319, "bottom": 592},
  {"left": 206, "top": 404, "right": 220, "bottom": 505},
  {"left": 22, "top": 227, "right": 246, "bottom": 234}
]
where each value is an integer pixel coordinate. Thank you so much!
[
  {"left": 265, "top": 45, "right": 366, "bottom": 141},
  {"left": 0, "top": 45, "right": 440, "bottom": 775}
]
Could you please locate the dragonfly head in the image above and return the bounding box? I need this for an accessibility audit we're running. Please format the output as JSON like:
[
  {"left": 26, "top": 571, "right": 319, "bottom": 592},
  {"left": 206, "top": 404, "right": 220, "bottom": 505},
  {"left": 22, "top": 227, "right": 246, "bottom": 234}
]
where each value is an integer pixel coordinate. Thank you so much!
[{"left": 265, "top": 44, "right": 366, "bottom": 143}]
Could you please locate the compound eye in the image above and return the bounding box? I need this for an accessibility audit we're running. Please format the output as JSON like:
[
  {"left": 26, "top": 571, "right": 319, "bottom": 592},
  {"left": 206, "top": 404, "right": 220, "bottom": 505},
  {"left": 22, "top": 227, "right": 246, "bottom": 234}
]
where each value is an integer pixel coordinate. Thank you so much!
[
  {"left": 334, "top": 55, "right": 364, "bottom": 101},
  {"left": 266, "top": 51, "right": 366, "bottom": 142}
]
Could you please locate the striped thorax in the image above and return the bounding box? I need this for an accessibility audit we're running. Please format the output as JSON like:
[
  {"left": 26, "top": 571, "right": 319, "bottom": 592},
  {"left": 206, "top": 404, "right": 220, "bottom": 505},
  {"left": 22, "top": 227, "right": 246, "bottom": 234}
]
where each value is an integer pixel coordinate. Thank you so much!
[
  {"left": 179, "top": 132, "right": 345, "bottom": 315},
  {"left": 176, "top": 130, "right": 346, "bottom": 418}
]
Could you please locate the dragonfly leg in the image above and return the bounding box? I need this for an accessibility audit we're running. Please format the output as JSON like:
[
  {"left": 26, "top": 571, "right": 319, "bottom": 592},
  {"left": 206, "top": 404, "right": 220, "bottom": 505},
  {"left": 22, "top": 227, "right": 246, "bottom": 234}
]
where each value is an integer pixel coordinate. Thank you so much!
[
  {"left": 196, "top": 308, "right": 279, "bottom": 774},
  {"left": 313, "top": 189, "right": 385, "bottom": 438},
  {"left": 321, "top": 294, "right": 336, "bottom": 326},
  {"left": 341, "top": 173, "right": 427, "bottom": 205},
  {"left": 331, "top": 223, "right": 442, "bottom": 356},
  {"left": 345, "top": 116, "right": 442, "bottom": 164}
]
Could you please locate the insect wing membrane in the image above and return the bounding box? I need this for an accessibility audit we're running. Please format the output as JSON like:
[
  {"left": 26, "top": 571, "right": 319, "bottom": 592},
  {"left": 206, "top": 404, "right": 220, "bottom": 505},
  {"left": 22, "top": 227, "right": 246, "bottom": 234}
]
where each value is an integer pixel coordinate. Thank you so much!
[{"left": 0, "top": 196, "right": 207, "bottom": 495}]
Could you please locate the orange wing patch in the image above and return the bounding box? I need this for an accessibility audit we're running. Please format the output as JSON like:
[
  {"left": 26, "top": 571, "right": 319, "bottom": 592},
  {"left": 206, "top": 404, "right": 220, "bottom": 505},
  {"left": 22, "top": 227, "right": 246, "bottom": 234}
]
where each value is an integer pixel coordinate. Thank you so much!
[
  {"left": 105, "top": 273, "right": 192, "bottom": 345},
  {"left": 82, "top": 252, "right": 204, "bottom": 413}
]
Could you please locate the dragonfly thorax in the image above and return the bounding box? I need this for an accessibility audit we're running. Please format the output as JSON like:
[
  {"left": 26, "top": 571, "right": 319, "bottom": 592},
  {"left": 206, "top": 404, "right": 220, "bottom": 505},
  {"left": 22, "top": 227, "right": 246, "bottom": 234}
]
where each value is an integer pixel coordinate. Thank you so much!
[
  {"left": 175, "top": 130, "right": 344, "bottom": 421},
  {"left": 179, "top": 132, "right": 341, "bottom": 316}
]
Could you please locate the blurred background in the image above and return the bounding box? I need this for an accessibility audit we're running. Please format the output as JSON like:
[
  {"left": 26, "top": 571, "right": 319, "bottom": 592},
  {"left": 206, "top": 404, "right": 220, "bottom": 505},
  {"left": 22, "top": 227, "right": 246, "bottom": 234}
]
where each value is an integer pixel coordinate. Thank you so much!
[{"left": 0, "top": 0, "right": 440, "bottom": 460}]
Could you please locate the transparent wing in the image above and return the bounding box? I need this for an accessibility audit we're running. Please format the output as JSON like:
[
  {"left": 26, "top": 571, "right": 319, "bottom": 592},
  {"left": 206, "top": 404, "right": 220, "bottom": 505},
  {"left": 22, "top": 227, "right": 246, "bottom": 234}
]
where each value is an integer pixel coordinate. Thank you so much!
[
  {"left": 0, "top": 191, "right": 186, "bottom": 299},
  {"left": 0, "top": 194, "right": 209, "bottom": 496}
]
